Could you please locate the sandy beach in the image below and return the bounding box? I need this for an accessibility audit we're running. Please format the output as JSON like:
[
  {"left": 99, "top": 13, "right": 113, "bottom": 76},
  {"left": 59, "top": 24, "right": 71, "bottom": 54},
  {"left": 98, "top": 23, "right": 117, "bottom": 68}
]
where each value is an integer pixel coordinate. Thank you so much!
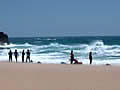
[{"left": 0, "top": 62, "right": 120, "bottom": 90}]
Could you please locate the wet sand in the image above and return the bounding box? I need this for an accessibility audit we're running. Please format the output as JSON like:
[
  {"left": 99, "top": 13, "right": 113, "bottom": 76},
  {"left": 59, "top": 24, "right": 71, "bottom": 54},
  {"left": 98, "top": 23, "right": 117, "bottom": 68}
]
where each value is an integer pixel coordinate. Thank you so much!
[{"left": 0, "top": 62, "right": 120, "bottom": 90}]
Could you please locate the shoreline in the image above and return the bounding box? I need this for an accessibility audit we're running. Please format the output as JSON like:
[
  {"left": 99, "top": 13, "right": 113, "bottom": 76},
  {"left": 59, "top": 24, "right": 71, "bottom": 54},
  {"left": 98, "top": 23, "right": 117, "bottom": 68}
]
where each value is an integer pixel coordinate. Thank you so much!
[{"left": 0, "top": 60, "right": 119, "bottom": 66}]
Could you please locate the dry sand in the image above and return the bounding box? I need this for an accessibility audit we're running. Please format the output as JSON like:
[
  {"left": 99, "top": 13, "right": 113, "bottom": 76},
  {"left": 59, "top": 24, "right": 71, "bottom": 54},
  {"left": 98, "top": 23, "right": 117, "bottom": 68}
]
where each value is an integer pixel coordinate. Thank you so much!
[{"left": 0, "top": 62, "right": 120, "bottom": 90}]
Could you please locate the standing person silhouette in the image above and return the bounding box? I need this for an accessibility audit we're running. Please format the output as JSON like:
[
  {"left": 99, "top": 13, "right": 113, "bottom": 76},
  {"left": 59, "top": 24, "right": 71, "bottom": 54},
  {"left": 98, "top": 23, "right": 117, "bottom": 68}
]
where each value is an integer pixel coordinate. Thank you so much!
[
  {"left": 70, "top": 50, "right": 74, "bottom": 64},
  {"left": 14, "top": 49, "right": 18, "bottom": 62},
  {"left": 26, "top": 49, "right": 30, "bottom": 62},
  {"left": 8, "top": 50, "right": 12, "bottom": 62},
  {"left": 22, "top": 50, "right": 25, "bottom": 63},
  {"left": 89, "top": 51, "right": 92, "bottom": 64}
]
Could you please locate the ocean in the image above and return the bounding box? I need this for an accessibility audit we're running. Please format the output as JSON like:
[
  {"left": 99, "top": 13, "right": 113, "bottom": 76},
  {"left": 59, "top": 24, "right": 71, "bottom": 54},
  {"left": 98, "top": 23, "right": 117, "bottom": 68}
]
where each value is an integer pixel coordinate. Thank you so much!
[{"left": 0, "top": 36, "right": 120, "bottom": 64}]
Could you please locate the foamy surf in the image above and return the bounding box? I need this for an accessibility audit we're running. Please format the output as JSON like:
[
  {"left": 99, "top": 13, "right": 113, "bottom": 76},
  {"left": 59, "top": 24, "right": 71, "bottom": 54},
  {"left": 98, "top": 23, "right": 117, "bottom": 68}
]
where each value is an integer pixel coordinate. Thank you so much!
[{"left": 0, "top": 37, "right": 120, "bottom": 64}]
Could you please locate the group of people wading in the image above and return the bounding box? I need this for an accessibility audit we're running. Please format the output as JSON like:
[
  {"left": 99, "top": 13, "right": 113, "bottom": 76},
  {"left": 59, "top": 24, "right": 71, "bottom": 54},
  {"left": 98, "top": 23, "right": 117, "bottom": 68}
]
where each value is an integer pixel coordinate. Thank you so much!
[
  {"left": 8, "top": 49, "right": 31, "bottom": 63},
  {"left": 70, "top": 50, "right": 92, "bottom": 64}
]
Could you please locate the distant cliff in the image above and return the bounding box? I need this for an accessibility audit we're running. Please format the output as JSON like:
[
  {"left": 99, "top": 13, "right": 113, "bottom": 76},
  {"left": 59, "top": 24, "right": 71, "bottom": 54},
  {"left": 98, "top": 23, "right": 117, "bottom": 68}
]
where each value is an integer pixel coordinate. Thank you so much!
[{"left": 0, "top": 32, "right": 9, "bottom": 45}]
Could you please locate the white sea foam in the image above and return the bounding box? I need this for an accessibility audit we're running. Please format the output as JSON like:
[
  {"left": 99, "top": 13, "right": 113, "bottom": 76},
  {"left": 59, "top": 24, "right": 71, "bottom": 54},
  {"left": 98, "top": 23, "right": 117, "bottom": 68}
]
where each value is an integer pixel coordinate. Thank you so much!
[
  {"left": 0, "top": 40, "right": 120, "bottom": 64},
  {"left": 0, "top": 43, "right": 33, "bottom": 48},
  {"left": 36, "top": 38, "right": 56, "bottom": 41}
]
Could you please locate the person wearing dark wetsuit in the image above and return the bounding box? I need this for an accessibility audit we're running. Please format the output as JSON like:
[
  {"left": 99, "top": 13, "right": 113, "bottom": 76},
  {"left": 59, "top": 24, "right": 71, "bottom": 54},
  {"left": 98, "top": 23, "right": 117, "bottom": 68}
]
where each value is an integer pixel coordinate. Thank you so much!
[
  {"left": 74, "top": 59, "right": 79, "bottom": 64},
  {"left": 26, "top": 49, "right": 30, "bottom": 62},
  {"left": 89, "top": 51, "right": 92, "bottom": 64},
  {"left": 22, "top": 50, "right": 25, "bottom": 63},
  {"left": 70, "top": 50, "right": 74, "bottom": 64},
  {"left": 14, "top": 49, "right": 18, "bottom": 62},
  {"left": 8, "top": 50, "right": 12, "bottom": 62}
]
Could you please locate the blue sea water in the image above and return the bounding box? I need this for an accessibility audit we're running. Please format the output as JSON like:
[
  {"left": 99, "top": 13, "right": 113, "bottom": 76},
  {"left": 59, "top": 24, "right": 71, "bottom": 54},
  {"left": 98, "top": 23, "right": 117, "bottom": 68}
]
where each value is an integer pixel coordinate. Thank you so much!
[{"left": 0, "top": 36, "right": 120, "bottom": 64}]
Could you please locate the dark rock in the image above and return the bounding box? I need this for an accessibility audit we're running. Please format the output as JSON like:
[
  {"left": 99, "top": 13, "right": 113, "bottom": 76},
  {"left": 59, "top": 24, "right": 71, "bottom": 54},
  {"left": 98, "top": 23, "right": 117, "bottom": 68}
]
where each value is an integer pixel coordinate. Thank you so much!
[
  {"left": 0, "top": 32, "right": 9, "bottom": 45},
  {"left": 105, "top": 63, "right": 111, "bottom": 66},
  {"left": 37, "top": 61, "right": 41, "bottom": 64},
  {"left": 30, "top": 60, "right": 33, "bottom": 63},
  {"left": 61, "top": 62, "right": 66, "bottom": 64}
]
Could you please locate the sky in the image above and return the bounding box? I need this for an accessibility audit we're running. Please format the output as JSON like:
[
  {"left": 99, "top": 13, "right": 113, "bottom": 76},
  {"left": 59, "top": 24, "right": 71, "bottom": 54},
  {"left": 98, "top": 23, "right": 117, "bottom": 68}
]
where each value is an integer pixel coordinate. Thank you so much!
[{"left": 0, "top": 0, "right": 120, "bottom": 37}]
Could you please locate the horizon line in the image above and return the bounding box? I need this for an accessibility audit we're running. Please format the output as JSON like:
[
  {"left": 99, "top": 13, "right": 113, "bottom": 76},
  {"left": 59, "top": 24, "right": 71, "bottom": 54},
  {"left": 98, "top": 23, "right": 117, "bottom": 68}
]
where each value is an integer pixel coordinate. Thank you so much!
[{"left": 9, "top": 35, "right": 120, "bottom": 38}]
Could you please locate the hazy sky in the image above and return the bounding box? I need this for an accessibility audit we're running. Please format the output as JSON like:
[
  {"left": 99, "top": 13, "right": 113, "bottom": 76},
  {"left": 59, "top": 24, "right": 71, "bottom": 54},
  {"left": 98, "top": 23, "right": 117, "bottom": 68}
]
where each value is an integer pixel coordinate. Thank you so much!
[{"left": 0, "top": 0, "right": 120, "bottom": 37}]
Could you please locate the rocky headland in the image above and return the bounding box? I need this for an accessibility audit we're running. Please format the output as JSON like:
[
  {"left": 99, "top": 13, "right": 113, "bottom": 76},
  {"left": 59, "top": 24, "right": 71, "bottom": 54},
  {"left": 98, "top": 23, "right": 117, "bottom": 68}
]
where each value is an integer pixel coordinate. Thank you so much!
[{"left": 0, "top": 32, "right": 9, "bottom": 45}]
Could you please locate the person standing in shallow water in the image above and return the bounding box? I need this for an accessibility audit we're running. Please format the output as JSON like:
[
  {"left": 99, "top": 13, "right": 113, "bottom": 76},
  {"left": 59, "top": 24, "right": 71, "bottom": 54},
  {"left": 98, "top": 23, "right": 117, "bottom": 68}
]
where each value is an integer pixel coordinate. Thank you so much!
[
  {"left": 14, "top": 49, "right": 18, "bottom": 62},
  {"left": 26, "top": 49, "right": 30, "bottom": 62},
  {"left": 8, "top": 50, "right": 12, "bottom": 62},
  {"left": 22, "top": 50, "right": 25, "bottom": 63},
  {"left": 89, "top": 51, "right": 92, "bottom": 64},
  {"left": 70, "top": 50, "right": 74, "bottom": 64}
]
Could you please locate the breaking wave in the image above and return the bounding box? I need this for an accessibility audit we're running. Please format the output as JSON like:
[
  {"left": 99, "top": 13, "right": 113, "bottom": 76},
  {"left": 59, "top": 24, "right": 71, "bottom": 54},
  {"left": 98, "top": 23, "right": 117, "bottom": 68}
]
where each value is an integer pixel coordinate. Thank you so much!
[{"left": 0, "top": 39, "right": 120, "bottom": 64}]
